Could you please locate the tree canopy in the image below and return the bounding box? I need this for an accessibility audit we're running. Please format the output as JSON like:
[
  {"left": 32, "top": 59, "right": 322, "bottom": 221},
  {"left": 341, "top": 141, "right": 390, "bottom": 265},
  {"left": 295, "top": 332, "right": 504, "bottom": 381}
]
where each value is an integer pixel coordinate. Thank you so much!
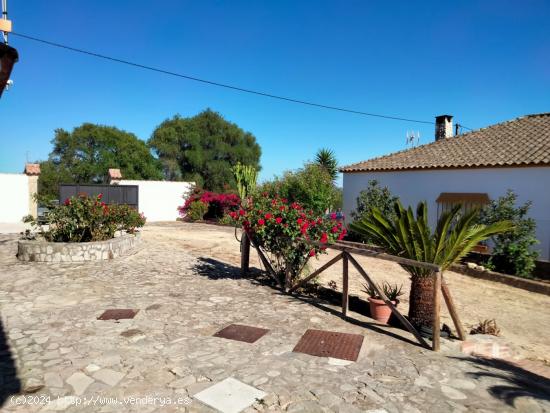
[
  {"left": 148, "top": 109, "right": 261, "bottom": 192},
  {"left": 39, "top": 123, "right": 163, "bottom": 198}
]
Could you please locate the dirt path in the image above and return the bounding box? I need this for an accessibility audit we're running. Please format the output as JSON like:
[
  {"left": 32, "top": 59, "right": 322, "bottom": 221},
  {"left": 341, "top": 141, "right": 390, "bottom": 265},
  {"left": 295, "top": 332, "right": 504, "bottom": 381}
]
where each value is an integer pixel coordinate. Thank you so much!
[{"left": 145, "top": 222, "right": 550, "bottom": 363}]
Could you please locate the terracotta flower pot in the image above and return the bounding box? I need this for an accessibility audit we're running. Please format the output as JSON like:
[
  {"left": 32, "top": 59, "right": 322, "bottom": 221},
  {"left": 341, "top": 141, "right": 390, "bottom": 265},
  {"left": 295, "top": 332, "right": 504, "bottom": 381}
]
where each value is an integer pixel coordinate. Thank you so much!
[{"left": 368, "top": 297, "right": 396, "bottom": 324}]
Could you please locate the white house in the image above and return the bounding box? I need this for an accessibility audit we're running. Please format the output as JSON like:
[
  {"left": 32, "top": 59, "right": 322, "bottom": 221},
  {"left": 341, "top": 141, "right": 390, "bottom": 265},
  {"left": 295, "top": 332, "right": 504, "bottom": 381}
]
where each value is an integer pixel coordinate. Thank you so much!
[{"left": 341, "top": 113, "right": 550, "bottom": 260}]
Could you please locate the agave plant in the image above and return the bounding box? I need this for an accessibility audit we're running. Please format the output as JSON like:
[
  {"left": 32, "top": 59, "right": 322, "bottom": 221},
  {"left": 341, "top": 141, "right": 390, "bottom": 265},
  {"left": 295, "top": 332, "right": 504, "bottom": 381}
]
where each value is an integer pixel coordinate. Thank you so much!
[{"left": 350, "top": 201, "right": 513, "bottom": 329}]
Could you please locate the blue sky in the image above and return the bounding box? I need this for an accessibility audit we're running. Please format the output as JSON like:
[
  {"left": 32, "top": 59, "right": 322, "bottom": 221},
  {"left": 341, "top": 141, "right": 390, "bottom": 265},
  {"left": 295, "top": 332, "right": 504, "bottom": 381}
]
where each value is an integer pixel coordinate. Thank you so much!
[{"left": 1, "top": 1, "right": 549, "bottom": 184}]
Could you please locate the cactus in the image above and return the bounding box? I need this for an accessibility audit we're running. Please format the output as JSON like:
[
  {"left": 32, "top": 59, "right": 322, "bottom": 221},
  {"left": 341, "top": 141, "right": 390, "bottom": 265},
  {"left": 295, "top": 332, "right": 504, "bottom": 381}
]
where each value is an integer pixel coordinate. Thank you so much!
[{"left": 233, "top": 162, "right": 258, "bottom": 201}]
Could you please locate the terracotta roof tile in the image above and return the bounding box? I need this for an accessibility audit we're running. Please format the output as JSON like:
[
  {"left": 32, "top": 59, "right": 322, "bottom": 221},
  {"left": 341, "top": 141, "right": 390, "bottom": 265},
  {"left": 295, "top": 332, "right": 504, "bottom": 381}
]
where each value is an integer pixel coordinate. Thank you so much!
[
  {"left": 340, "top": 113, "right": 550, "bottom": 172},
  {"left": 108, "top": 168, "right": 122, "bottom": 179},
  {"left": 24, "top": 163, "right": 41, "bottom": 175}
]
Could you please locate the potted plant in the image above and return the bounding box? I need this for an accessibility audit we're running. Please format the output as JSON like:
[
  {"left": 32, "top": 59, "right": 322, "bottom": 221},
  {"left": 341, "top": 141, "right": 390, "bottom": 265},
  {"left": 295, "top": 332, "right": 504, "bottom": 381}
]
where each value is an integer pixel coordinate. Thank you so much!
[{"left": 363, "top": 282, "right": 404, "bottom": 324}]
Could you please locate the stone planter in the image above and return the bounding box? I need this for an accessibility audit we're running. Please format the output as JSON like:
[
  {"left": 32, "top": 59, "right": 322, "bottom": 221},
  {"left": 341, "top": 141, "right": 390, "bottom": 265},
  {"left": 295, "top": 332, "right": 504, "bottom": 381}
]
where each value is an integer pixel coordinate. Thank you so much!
[{"left": 17, "top": 233, "right": 141, "bottom": 262}]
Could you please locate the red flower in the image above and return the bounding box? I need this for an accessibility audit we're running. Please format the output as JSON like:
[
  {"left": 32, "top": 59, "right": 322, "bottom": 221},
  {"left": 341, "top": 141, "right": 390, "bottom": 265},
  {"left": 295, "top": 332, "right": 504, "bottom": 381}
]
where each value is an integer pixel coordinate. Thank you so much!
[
  {"left": 239, "top": 209, "right": 246, "bottom": 216},
  {"left": 338, "top": 229, "right": 347, "bottom": 240},
  {"left": 265, "top": 213, "right": 272, "bottom": 220},
  {"left": 281, "top": 198, "right": 288, "bottom": 203},
  {"left": 320, "top": 232, "right": 328, "bottom": 243},
  {"left": 297, "top": 218, "right": 304, "bottom": 225},
  {"left": 308, "top": 249, "right": 316, "bottom": 257},
  {"left": 275, "top": 217, "right": 283, "bottom": 224},
  {"left": 258, "top": 218, "right": 265, "bottom": 225},
  {"left": 279, "top": 206, "right": 286, "bottom": 211},
  {"left": 97, "top": 193, "right": 103, "bottom": 200},
  {"left": 330, "top": 212, "right": 337, "bottom": 220},
  {"left": 229, "top": 211, "right": 237, "bottom": 219},
  {"left": 331, "top": 226, "right": 339, "bottom": 233},
  {"left": 64, "top": 198, "right": 71, "bottom": 206}
]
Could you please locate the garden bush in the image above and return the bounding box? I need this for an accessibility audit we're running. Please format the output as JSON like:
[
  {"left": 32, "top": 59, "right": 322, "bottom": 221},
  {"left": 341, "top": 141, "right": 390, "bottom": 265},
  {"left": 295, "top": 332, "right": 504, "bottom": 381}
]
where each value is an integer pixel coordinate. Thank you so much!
[
  {"left": 259, "top": 163, "right": 340, "bottom": 215},
  {"left": 231, "top": 194, "right": 346, "bottom": 289},
  {"left": 179, "top": 188, "right": 240, "bottom": 221},
  {"left": 478, "top": 190, "right": 538, "bottom": 277},
  {"left": 24, "top": 194, "right": 145, "bottom": 242},
  {"left": 186, "top": 200, "right": 208, "bottom": 221}
]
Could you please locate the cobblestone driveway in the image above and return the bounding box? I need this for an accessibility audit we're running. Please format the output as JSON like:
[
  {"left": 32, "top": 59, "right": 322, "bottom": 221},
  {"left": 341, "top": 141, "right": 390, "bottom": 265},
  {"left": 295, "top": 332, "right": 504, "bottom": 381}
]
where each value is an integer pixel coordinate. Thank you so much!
[{"left": 0, "top": 226, "right": 548, "bottom": 412}]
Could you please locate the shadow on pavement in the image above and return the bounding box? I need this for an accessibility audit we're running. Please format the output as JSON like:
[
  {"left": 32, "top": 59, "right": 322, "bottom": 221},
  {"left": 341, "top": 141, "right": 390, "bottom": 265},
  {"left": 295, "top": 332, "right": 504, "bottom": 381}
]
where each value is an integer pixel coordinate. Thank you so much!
[{"left": 0, "top": 317, "right": 21, "bottom": 406}]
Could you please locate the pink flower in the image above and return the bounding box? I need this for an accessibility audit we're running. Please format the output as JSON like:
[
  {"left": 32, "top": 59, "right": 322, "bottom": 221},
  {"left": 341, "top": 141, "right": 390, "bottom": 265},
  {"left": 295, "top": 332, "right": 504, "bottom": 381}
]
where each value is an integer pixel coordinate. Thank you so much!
[{"left": 330, "top": 212, "right": 337, "bottom": 220}]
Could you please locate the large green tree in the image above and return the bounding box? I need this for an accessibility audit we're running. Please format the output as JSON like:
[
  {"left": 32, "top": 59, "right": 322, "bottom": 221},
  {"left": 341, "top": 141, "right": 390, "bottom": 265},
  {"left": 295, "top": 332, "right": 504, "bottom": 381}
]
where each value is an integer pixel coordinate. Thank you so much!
[
  {"left": 148, "top": 109, "right": 261, "bottom": 191},
  {"left": 39, "top": 123, "right": 163, "bottom": 198}
]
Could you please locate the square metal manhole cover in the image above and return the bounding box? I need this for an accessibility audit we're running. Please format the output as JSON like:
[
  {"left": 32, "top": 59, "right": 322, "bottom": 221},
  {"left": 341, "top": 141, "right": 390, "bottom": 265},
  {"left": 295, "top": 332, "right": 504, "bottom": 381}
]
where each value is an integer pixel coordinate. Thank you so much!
[
  {"left": 213, "top": 324, "right": 269, "bottom": 343},
  {"left": 293, "top": 329, "right": 364, "bottom": 361},
  {"left": 97, "top": 309, "right": 139, "bottom": 321}
]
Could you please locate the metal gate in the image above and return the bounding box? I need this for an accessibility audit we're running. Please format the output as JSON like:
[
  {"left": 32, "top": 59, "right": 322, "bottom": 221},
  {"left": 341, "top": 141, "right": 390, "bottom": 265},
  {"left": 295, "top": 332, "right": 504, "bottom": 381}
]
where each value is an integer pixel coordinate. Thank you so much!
[{"left": 59, "top": 184, "right": 139, "bottom": 209}]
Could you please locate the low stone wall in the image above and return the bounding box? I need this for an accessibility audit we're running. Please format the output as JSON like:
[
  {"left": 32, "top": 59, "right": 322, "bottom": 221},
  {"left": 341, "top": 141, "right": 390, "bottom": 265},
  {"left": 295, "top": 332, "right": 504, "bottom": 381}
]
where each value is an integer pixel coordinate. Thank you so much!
[{"left": 17, "top": 233, "right": 141, "bottom": 262}]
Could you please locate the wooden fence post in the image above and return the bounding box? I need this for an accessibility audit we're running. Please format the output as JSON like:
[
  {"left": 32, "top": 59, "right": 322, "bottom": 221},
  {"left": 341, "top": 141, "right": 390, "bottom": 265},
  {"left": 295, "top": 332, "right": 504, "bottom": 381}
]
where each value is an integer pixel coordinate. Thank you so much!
[
  {"left": 432, "top": 270, "right": 442, "bottom": 351},
  {"left": 442, "top": 280, "right": 466, "bottom": 340},
  {"left": 240, "top": 231, "right": 250, "bottom": 276},
  {"left": 342, "top": 253, "right": 349, "bottom": 317}
]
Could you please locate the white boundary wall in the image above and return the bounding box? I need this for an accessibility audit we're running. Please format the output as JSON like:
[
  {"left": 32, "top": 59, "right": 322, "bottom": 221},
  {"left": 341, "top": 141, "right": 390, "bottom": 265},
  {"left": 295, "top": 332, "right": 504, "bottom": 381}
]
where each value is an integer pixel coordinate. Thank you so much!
[
  {"left": 0, "top": 173, "right": 30, "bottom": 223},
  {"left": 343, "top": 167, "right": 550, "bottom": 260},
  {"left": 118, "top": 180, "right": 194, "bottom": 222}
]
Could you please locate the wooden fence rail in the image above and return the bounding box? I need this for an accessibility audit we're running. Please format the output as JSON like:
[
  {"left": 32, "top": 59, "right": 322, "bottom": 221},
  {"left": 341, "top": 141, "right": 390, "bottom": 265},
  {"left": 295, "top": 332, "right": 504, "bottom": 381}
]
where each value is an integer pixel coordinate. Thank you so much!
[{"left": 240, "top": 231, "right": 465, "bottom": 351}]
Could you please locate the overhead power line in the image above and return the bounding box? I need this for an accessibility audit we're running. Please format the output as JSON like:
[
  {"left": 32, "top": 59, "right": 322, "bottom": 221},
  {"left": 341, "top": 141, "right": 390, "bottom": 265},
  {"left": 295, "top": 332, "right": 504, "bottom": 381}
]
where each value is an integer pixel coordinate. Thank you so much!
[{"left": 12, "top": 32, "right": 435, "bottom": 125}]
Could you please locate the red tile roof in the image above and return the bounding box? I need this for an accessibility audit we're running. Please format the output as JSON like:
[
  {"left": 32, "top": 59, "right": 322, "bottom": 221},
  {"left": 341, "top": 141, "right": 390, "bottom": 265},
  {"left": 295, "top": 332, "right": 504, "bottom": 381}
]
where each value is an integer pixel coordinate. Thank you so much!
[{"left": 340, "top": 113, "right": 550, "bottom": 172}]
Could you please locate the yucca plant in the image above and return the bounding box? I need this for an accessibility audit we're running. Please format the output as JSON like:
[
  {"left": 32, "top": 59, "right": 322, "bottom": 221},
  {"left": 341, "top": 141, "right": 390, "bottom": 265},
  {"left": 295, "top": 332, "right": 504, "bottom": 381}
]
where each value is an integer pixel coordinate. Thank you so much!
[{"left": 350, "top": 201, "right": 513, "bottom": 329}]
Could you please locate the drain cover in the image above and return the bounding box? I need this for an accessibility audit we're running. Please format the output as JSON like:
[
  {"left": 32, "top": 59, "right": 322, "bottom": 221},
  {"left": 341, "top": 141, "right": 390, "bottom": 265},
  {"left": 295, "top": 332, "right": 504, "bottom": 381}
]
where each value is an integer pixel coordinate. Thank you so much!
[
  {"left": 97, "top": 309, "right": 139, "bottom": 321},
  {"left": 213, "top": 324, "right": 269, "bottom": 343},
  {"left": 293, "top": 329, "right": 364, "bottom": 361}
]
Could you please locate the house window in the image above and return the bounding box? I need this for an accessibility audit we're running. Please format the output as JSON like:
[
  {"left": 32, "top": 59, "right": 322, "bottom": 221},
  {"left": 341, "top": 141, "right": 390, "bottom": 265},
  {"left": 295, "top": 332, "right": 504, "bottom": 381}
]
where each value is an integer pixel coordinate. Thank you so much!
[{"left": 436, "top": 193, "right": 490, "bottom": 218}]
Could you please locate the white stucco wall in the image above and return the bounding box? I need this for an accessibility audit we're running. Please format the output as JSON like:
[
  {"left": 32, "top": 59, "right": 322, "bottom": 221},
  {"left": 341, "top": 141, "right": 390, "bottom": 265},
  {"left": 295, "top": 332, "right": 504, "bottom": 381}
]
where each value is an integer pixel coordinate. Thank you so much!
[
  {"left": 343, "top": 167, "right": 550, "bottom": 260},
  {"left": 0, "top": 173, "right": 29, "bottom": 223},
  {"left": 119, "top": 180, "right": 194, "bottom": 222}
]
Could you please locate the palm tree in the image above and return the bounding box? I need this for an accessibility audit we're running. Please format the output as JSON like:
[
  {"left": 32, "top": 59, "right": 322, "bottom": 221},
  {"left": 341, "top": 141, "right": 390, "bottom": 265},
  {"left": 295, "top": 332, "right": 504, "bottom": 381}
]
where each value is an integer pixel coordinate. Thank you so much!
[
  {"left": 315, "top": 148, "right": 338, "bottom": 182},
  {"left": 350, "top": 201, "right": 513, "bottom": 329}
]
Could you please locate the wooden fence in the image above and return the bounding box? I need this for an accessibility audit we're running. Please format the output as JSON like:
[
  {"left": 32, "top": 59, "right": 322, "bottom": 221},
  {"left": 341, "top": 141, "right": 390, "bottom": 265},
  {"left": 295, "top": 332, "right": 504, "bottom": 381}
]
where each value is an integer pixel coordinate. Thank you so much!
[{"left": 240, "top": 232, "right": 465, "bottom": 351}]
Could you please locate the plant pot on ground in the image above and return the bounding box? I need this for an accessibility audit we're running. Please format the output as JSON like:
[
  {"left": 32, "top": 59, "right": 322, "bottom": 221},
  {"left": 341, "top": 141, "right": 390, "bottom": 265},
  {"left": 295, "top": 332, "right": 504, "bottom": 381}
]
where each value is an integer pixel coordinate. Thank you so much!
[{"left": 363, "top": 282, "right": 403, "bottom": 324}]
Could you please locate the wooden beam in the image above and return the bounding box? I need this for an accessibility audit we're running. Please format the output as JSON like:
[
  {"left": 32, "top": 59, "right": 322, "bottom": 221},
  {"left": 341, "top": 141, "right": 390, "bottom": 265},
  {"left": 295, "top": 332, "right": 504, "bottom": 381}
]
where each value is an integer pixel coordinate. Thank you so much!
[
  {"left": 432, "top": 271, "right": 442, "bottom": 351},
  {"left": 288, "top": 253, "right": 343, "bottom": 293},
  {"left": 342, "top": 253, "right": 349, "bottom": 317},
  {"left": 442, "top": 278, "right": 466, "bottom": 340},
  {"left": 245, "top": 230, "right": 283, "bottom": 288},
  {"left": 326, "top": 243, "right": 441, "bottom": 272},
  {"left": 347, "top": 254, "right": 430, "bottom": 349},
  {"left": 240, "top": 232, "right": 250, "bottom": 276}
]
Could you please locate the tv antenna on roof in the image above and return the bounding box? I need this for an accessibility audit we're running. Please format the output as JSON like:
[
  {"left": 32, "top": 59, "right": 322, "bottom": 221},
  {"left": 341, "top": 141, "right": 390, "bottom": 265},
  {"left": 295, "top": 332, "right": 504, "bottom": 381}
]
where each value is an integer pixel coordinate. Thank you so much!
[{"left": 406, "top": 130, "right": 420, "bottom": 148}]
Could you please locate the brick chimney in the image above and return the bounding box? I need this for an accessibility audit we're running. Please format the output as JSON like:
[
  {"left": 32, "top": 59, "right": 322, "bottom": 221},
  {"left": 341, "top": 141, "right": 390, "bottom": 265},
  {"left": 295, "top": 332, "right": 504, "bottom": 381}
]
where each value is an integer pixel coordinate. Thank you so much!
[{"left": 435, "top": 115, "right": 453, "bottom": 141}]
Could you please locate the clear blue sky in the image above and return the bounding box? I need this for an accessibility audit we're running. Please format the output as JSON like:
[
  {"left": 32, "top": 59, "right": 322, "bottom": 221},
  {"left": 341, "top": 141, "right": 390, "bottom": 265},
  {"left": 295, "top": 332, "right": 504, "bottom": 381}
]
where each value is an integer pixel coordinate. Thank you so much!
[{"left": 2, "top": 1, "right": 549, "bottom": 184}]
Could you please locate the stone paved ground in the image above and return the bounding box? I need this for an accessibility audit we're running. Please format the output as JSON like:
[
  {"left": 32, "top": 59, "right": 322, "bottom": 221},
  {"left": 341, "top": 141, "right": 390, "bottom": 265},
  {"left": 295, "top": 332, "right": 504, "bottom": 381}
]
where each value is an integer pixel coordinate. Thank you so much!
[{"left": 0, "top": 225, "right": 549, "bottom": 413}]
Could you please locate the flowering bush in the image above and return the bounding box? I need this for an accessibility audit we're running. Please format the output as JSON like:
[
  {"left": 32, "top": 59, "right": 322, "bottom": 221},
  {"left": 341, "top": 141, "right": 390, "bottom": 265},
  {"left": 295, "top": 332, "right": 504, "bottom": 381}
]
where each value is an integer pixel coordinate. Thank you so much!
[
  {"left": 24, "top": 194, "right": 145, "bottom": 242},
  {"left": 179, "top": 188, "right": 240, "bottom": 221},
  {"left": 230, "top": 194, "right": 346, "bottom": 289}
]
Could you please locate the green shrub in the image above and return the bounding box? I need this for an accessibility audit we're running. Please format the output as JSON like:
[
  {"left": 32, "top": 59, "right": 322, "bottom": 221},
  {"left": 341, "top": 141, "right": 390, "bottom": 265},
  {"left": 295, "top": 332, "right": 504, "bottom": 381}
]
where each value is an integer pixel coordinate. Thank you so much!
[
  {"left": 350, "top": 180, "right": 398, "bottom": 243},
  {"left": 23, "top": 194, "right": 145, "bottom": 242},
  {"left": 186, "top": 200, "right": 208, "bottom": 221},
  {"left": 479, "top": 190, "right": 538, "bottom": 277},
  {"left": 260, "top": 163, "right": 339, "bottom": 215}
]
